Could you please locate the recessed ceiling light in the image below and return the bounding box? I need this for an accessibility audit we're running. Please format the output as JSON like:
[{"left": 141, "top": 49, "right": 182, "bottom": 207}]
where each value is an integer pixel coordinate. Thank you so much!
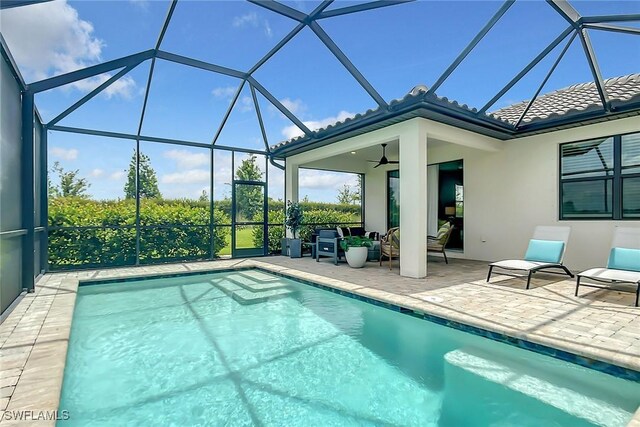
[{"left": 351, "top": 151, "right": 356, "bottom": 154}]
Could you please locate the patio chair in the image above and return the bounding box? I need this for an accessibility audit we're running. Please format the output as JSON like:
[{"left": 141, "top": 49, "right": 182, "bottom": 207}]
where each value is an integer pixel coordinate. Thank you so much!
[
  {"left": 428, "top": 222, "right": 454, "bottom": 264},
  {"left": 575, "top": 227, "right": 640, "bottom": 307},
  {"left": 486, "top": 226, "right": 574, "bottom": 289},
  {"left": 379, "top": 227, "right": 400, "bottom": 270}
]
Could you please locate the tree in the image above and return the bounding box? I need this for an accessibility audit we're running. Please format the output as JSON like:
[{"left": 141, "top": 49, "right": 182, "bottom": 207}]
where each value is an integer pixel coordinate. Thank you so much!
[
  {"left": 198, "top": 190, "right": 209, "bottom": 203},
  {"left": 336, "top": 176, "right": 362, "bottom": 205},
  {"left": 49, "top": 161, "right": 90, "bottom": 198},
  {"left": 124, "top": 151, "right": 161, "bottom": 199},
  {"left": 235, "top": 154, "right": 264, "bottom": 220}
]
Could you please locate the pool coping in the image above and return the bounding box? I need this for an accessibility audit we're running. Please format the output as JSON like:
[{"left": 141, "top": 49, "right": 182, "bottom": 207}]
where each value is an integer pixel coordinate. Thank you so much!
[{"left": 3, "top": 259, "right": 640, "bottom": 426}]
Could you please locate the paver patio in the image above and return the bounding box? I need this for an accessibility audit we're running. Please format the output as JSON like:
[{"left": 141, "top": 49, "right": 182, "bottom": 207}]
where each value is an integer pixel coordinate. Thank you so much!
[{"left": 1, "top": 256, "right": 639, "bottom": 426}]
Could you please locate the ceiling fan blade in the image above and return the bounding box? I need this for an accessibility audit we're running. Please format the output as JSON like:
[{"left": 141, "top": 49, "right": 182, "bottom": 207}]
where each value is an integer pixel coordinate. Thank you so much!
[
  {"left": 373, "top": 163, "right": 382, "bottom": 168},
  {"left": 367, "top": 160, "right": 379, "bottom": 163},
  {"left": 388, "top": 161, "right": 399, "bottom": 164}
]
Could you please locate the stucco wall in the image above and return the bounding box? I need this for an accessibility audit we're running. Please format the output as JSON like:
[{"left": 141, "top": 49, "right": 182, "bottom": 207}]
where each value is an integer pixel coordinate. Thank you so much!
[
  {"left": 364, "top": 116, "right": 640, "bottom": 271},
  {"left": 290, "top": 115, "right": 640, "bottom": 272}
]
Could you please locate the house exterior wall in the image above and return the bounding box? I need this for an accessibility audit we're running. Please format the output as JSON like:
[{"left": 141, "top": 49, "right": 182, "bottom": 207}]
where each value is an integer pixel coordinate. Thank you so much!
[
  {"left": 287, "top": 116, "right": 640, "bottom": 272},
  {"left": 368, "top": 116, "right": 640, "bottom": 271}
]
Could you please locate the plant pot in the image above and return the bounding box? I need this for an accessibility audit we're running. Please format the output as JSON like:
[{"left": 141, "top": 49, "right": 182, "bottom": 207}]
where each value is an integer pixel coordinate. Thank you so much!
[
  {"left": 289, "top": 239, "right": 302, "bottom": 258},
  {"left": 280, "top": 238, "right": 289, "bottom": 256},
  {"left": 345, "top": 246, "right": 368, "bottom": 268}
]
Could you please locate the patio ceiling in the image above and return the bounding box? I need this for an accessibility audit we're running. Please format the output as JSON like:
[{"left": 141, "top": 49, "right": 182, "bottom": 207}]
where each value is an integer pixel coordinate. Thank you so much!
[{"left": 1, "top": 0, "right": 639, "bottom": 159}]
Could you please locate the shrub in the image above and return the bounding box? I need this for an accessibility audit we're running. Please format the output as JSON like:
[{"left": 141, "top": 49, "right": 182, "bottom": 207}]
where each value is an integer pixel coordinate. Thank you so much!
[{"left": 48, "top": 198, "right": 229, "bottom": 270}]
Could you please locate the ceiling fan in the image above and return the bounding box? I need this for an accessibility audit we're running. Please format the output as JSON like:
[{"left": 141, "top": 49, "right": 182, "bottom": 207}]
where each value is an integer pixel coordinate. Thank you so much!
[{"left": 368, "top": 143, "right": 399, "bottom": 168}]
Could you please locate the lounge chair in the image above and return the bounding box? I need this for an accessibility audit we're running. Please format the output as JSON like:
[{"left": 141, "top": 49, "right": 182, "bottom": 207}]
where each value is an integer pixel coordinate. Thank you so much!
[
  {"left": 428, "top": 222, "right": 454, "bottom": 264},
  {"left": 575, "top": 227, "right": 640, "bottom": 307},
  {"left": 379, "top": 227, "right": 400, "bottom": 270},
  {"left": 486, "top": 226, "right": 574, "bottom": 289}
]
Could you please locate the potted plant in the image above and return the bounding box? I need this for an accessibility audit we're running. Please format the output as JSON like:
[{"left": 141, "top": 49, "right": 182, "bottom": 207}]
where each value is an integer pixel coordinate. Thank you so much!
[
  {"left": 340, "top": 236, "right": 373, "bottom": 268},
  {"left": 285, "top": 200, "right": 304, "bottom": 258}
]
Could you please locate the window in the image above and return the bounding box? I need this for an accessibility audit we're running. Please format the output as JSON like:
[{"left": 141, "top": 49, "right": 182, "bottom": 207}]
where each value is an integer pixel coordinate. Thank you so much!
[
  {"left": 387, "top": 170, "right": 400, "bottom": 230},
  {"left": 560, "top": 132, "right": 640, "bottom": 220}
]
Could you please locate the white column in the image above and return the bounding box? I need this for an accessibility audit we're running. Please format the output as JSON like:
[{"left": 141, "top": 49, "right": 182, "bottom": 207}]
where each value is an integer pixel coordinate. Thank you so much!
[
  {"left": 399, "top": 121, "right": 428, "bottom": 278},
  {"left": 285, "top": 161, "right": 299, "bottom": 238}
]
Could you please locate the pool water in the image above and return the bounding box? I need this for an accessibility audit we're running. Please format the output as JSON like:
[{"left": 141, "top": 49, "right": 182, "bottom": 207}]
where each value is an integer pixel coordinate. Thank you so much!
[{"left": 58, "top": 269, "right": 640, "bottom": 426}]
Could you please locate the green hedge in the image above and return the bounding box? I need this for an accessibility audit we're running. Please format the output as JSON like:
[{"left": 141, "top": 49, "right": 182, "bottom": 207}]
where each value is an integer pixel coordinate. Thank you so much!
[
  {"left": 48, "top": 197, "right": 362, "bottom": 269},
  {"left": 48, "top": 198, "right": 229, "bottom": 270}
]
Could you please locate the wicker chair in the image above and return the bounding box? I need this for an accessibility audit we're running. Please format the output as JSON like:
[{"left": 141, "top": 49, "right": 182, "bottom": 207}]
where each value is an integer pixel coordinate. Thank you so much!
[
  {"left": 427, "top": 223, "right": 454, "bottom": 264},
  {"left": 379, "top": 227, "right": 400, "bottom": 270}
]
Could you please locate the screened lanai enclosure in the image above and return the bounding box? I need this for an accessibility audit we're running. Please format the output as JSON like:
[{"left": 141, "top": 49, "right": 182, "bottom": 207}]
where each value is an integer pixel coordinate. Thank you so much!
[{"left": 1, "top": 0, "right": 640, "bottom": 312}]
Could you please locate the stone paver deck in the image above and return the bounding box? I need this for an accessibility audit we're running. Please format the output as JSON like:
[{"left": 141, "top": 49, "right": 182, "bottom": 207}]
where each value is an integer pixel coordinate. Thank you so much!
[{"left": 1, "top": 256, "right": 639, "bottom": 425}]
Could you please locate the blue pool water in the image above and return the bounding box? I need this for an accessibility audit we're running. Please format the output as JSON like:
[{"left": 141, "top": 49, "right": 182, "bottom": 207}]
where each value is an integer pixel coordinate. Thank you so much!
[{"left": 58, "top": 269, "right": 640, "bottom": 426}]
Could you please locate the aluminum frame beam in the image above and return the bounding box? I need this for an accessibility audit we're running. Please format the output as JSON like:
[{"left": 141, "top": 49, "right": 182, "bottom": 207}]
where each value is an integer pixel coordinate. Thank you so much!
[
  {"left": 250, "top": 83, "right": 271, "bottom": 152},
  {"left": 478, "top": 26, "right": 574, "bottom": 115},
  {"left": 514, "top": 31, "right": 578, "bottom": 128},
  {"left": 0, "top": 0, "right": 53, "bottom": 9},
  {"left": 546, "top": 0, "right": 581, "bottom": 27},
  {"left": 21, "top": 92, "right": 35, "bottom": 292},
  {"left": 48, "top": 125, "right": 269, "bottom": 155},
  {"left": 318, "top": 0, "right": 414, "bottom": 19},
  {"left": 48, "top": 64, "right": 141, "bottom": 126},
  {"left": 212, "top": 81, "right": 246, "bottom": 145},
  {"left": 247, "top": 0, "right": 307, "bottom": 22},
  {"left": 428, "top": 0, "right": 515, "bottom": 96},
  {"left": 584, "top": 23, "right": 640, "bottom": 36},
  {"left": 156, "top": 51, "right": 246, "bottom": 79},
  {"left": 248, "top": 77, "right": 312, "bottom": 135},
  {"left": 581, "top": 14, "right": 640, "bottom": 24},
  {"left": 579, "top": 28, "right": 610, "bottom": 111},
  {"left": 309, "top": 21, "right": 388, "bottom": 109},
  {"left": 28, "top": 50, "right": 154, "bottom": 93}
]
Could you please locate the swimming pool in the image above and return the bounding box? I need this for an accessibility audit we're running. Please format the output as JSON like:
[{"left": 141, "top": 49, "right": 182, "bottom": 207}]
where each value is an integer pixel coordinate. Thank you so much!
[{"left": 58, "top": 269, "right": 640, "bottom": 426}]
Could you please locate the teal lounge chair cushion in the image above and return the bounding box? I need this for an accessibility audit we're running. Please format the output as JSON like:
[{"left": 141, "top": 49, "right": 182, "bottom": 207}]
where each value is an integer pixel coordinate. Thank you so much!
[
  {"left": 607, "top": 247, "right": 640, "bottom": 272},
  {"left": 524, "top": 239, "right": 565, "bottom": 263}
]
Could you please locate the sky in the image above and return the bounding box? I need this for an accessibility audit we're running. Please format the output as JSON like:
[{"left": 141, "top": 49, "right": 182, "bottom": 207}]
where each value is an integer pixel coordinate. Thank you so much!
[{"left": 1, "top": 0, "right": 639, "bottom": 202}]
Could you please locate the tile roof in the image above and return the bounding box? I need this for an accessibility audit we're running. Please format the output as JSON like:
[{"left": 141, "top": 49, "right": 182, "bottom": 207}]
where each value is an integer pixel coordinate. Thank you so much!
[
  {"left": 489, "top": 74, "right": 640, "bottom": 125},
  {"left": 271, "top": 74, "right": 640, "bottom": 153}
]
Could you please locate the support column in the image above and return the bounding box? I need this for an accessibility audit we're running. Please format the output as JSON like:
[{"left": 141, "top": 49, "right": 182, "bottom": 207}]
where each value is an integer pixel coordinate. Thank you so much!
[
  {"left": 285, "top": 161, "right": 299, "bottom": 238},
  {"left": 21, "top": 91, "right": 35, "bottom": 291},
  {"left": 399, "top": 121, "right": 428, "bottom": 278}
]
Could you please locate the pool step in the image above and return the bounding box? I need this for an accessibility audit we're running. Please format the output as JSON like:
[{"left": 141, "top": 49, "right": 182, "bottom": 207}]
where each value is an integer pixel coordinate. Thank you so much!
[
  {"left": 211, "top": 279, "right": 291, "bottom": 305},
  {"left": 225, "top": 273, "right": 287, "bottom": 292},
  {"left": 441, "top": 348, "right": 634, "bottom": 427}
]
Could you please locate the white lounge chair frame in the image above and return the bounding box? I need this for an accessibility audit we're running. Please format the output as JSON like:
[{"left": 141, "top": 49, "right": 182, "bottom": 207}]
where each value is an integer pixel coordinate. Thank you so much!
[
  {"left": 575, "top": 227, "right": 640, "bottom": 307},
  {"left": 486, "top": 226, "right": 574, "bottom": 289}
]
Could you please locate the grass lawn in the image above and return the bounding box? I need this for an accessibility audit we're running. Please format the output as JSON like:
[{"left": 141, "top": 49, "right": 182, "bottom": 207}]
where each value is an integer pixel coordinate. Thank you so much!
[{"left": 218, "top": 227, "right": 256, "bottom": 256}]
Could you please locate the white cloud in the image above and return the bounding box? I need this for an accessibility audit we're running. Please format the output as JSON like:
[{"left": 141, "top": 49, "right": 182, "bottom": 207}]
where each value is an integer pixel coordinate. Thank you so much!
[
  {"left": 89, "top": 168, "right": 104, "bottom": 178},
  {"left": 50, "top": 147, "right": 78, "bottom": 161},
  {"left": 279, "top": 98, "right": 306, "bottom": 115},
  {"left": 299, "top": 169, "right": 358, "bottom": 190},
  {"left": 164, "top": 149, "right": 209, "bottom": 170},
  {"left": 239, "top": 96, "right": 253, "bottom": 113},
  {"left": 212, "top": 86, "right": 237, "bottom": 99},
  {"left": 161, "top": 169, "right": 210, "bottom": 185},
  {"left": 129, "top": 0, "right": 149, "bottom": 10},
  {"left": 1, "top": 1, "right": 135, "bottom": 98},
  {"left": 232, "top": 12, "right": 272, "bottom": 38},
  {"left": 232, "top": 12, "right": 259, "bottom": 28},
  {"left": 109, "top": 170, "right": 126, "bottom": 181},
  {"left": 282, "top": 111, "right": 356, "bottom": 140}
]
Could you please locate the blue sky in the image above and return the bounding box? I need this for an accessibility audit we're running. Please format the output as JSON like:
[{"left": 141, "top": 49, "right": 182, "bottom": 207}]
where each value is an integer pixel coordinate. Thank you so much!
[{"left": 1, "top": 0, "right": 639, "bottom": 201}]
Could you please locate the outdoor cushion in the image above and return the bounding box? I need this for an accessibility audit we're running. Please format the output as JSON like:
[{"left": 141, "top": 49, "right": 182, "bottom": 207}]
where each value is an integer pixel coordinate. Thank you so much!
[
  {"left": 607, "top": 247, "right": 640, "bottom": 272},
  {"left": 349, "top": 227, "right": 366, "bottom": 237},
  {"left": 336, "top": 227, "right": 349, "bottom": 238},
  {"left": 436, "top": 223, "right": 451, "bottom": 240},
  {"left": 523, "top": 239, "right": 565, "bottom": 264}
]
